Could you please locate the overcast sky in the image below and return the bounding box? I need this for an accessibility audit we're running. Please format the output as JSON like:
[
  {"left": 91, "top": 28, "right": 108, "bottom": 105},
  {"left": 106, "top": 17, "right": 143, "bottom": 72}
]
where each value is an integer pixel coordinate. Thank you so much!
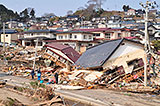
[{"left": 0, "top": 0, "right": 160, "bottom": 16}]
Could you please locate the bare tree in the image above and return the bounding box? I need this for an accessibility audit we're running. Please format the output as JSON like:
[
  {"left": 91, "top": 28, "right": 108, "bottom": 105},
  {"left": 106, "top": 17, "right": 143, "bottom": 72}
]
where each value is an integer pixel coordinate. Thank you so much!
[
  {"left": 87, "top": 0, "right": 106, "bottom": 9},
  {"left": 77, "top": 7, "right": 85, "bottom": 11},
  {"left": 42, "top": 13, "right": 55, "bottom": 19},
  {"left": 67, "top": 10, "right": 73, "bottom": 16}
]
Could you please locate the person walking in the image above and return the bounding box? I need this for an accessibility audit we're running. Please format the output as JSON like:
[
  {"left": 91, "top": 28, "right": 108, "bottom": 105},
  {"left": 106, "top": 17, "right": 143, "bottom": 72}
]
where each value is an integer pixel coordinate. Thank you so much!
[
  {"left": 37, "top": 68, "right": 41, "bottom": 81},
  {"left": 54, "top": 71, "right": 59, "bottom": 84},
  {"left": 31, "top": 69, "right": 35, "bottom": 79}
]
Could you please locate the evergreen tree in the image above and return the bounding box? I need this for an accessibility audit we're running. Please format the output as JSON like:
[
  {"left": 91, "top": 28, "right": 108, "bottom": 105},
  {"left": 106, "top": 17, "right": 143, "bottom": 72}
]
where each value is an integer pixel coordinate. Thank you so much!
[{"left": 30, "top": 8, "right": 35, "bottom": 19}]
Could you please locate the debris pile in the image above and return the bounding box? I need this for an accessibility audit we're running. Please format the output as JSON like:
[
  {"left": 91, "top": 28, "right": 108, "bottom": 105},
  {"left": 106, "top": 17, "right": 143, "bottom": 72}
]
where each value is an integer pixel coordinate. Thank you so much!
[{"left": 1, "top": 44, "right": 160, "bottom": 93}]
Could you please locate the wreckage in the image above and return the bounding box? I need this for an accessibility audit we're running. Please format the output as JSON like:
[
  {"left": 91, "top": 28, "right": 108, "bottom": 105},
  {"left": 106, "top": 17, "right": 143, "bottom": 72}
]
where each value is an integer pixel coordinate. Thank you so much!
[
  {"left": 1, "top": 38, "right": 160, "bottom": 93},
  {"left": 43, "top": 42, "right": 80, "bottom": 68}
]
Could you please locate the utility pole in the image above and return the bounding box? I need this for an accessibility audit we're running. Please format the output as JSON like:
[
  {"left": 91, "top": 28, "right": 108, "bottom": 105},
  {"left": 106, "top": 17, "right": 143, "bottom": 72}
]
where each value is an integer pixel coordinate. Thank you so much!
[
  {"left": 140, "top": 1, "right": 158, "bottom": 86},
  {"left": 2, "top": 22, "right": 6, "bottom": 65},
  {"left": 3, "top": 22, "right": 5, "bottom": 52}
]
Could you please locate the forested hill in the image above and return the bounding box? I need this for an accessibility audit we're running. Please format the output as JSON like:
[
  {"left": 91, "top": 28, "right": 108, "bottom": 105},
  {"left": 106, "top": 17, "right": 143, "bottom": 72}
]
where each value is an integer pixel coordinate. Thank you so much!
[{"left": 0, "top": 4, "right": 19, "bottom": 22}]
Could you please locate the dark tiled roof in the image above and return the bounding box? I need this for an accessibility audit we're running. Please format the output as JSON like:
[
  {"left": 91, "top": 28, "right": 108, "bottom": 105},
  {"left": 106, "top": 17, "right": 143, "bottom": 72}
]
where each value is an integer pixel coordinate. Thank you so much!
[
  {"left": 75, "top": 39, "right": 123, "bottom": 68},
  {"left": 73, "top": 28, "right": 121, "bottom": 32},
  {"left": 24, "top": 29, "right": 57, "bottom": 33},
  {"left": 67, "top": 15, "right": 79, "bottom": 18},
  {"left": 45, "top": 43, "right": 80, "bottom": 63},
  {"left": 75, "top": 38, "right": 142, "bottom": 69},
  {"left": 56, "top": 30, "right": 92, "bottom": 34},
  {"left": 0, "top": 29, "right": 17, "bottom": 34}
]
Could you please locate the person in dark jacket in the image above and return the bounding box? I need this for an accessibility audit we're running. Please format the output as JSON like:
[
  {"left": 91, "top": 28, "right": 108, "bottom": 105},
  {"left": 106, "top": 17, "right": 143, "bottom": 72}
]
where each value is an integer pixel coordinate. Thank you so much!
[
  {"left": 31, "top": 69, "right": 35, "bottom": 79},
  {"left": 54, "top": 72, "right": 59, "bottom": 84}
]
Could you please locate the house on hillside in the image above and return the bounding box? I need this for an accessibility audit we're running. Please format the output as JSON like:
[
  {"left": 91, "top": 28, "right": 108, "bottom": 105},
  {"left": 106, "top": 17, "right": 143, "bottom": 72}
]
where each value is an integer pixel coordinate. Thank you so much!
[
  {"left": 0, "top": 29, "right": 18, "bottom": 44},
  {"left": 126, "top": 9, "right": 136, "bottom": 16},
  {"left": 53, "top": 30, "right": 97, "bottom": 53},
  {"left": 73, "top": 28, "right": 133, "bottom": 40},
  {"left": 75, "top": 38, "right": 145, "bottom": 74},
  {"left": 43, "top": 43, "right": 80, "bottom": 68},
  {"left": 6, "top": 21, "right": 18, "bottom": 29},
  {"left": 66, "top": 15, "right": 79, "bottom": 21}
]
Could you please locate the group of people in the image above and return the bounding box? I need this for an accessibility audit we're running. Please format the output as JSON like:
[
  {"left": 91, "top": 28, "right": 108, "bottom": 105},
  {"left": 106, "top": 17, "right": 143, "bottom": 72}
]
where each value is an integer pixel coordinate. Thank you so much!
[
  {"left": 30, "top": 67, "right": 41, "bottom": 80},
  {"left": 30, "top": 67, "right": 58, "bottom": 84}
]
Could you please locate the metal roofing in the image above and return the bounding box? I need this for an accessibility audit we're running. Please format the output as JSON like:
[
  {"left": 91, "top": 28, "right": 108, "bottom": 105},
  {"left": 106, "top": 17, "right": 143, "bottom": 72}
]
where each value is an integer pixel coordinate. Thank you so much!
[
  {"left": 73, "top": 28, "right": 121, "bottom": 32},
  {"left": 24, "top": 29, "right": 57, "bottom": 33},
  {"left": 19, "top": 37, "right": 56, "bottom": 40},
  {"left": 45, "top": 43, "right": 80, "bottom": 63},
  {"left": 67, "top": 15, "right": 79, "bottom": 18},
  {"left": 75, "top": 38, "right": 142, "bottom": 69},
  {"left": 75, "top": 39, "right": 123, "bottom": 68},
  {"left": 56, "top": 30, "right": 92, "bottom": 34},
  {"left": 0, "top": 29, "right": 17, "bottom": 34}
]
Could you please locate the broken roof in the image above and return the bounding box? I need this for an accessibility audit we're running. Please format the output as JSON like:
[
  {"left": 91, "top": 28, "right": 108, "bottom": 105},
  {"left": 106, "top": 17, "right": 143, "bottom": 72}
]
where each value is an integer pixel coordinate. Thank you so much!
[
  {"left": 45, "top": 43, "right": 80, "bottom": 63},
  {"left": 75, "top": 38, "right": 143, "bottom": 69}
]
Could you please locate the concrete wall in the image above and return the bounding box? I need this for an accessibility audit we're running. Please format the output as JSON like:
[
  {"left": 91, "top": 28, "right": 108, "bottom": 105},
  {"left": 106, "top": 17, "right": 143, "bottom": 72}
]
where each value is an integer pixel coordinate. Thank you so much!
[
  {"left": 0, "top": 34, "right": 18, "bottom": 44},
  {"left": 24, "top": 33, "right": 55, "bottom": 38},
  {"left": 102, "top": 41, "right": 146, "bottom": 74},
  {"left": 11, "top": 34, "right": 18, "bottom": 42},
  {"left": 56, "top": 33, "right": 93, "bottom": 41}
]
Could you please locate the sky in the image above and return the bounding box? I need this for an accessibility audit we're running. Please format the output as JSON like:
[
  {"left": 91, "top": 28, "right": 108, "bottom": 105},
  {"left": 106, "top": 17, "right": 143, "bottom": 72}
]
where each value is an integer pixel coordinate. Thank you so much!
[{"left": 0, "top": 0, "right": 160, "bottom": 17}]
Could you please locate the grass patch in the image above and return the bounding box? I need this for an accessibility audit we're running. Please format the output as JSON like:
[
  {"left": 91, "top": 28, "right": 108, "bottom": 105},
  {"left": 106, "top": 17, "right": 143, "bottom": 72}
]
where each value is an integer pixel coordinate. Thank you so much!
[{"left": 30, "top": 81, "right": 45, "bottom": 89}]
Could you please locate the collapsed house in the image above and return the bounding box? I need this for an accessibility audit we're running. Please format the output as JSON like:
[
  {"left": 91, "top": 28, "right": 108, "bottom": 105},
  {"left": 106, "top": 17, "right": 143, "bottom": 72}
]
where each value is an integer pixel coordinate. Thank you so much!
[
  {"left": 43, "top": 43, "right": 80, "bottom": 68},
  {"left": 75, "top": 38, "right": 146, "bottom": 74}
]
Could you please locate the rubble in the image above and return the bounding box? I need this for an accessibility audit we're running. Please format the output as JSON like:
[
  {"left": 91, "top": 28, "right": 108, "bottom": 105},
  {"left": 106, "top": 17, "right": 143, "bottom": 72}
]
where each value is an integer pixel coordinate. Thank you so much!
[{"left": 1, "top": 42, "right": 160, "bottom": 96}]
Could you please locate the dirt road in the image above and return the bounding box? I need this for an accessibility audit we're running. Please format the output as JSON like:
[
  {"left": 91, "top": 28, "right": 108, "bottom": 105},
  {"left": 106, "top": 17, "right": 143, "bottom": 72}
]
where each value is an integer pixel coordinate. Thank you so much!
[
  {"left": 1, "top": 71, "right": 160, "bottom": 106},
  {"left": 55, "top": 89, "right": 160, "bottom": 106}
]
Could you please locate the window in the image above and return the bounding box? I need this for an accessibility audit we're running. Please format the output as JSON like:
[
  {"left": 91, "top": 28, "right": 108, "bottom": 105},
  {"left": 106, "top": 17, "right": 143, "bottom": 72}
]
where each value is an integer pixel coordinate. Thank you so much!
[
  {"left": 93, "top": 33, "right": 100, "bottom": 36},
  {"left": 69, "top": 34, "right": 72, "bottom": 39},
  {"left": 89, "top": 35, "right": 92, "bottom": 39},
  {"left": 58, "top": 36, "right": 63, "bottom": 39},
  {"left": 105, "top": 33, "right": 111, "bottom": 39},
  {"left": 46, "top": 49, "right": 54, "bottom": 55},
  {"left": 65, "top": 35, "right": 67, "bottom": 39},
  {"left": 118, "top": 33, "right": 121, "bottom": 38},
  {"left": 74, "top": 35, "right": 77, "bottom": 39},
  {"left": 6, "top": 35, "right": 8, "bottom": 37},
  {"left": 83, "top": 35, "right": 87, "bottom": 39},
  {"left": 88, "top": 44, "right": 92, "bottom": 46}
]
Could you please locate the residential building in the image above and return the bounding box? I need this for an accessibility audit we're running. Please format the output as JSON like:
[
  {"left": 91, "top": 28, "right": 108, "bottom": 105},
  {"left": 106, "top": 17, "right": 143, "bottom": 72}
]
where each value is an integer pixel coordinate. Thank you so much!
[
  {"left": 55, "top": 30, "right": 96, "bottom": 53},
  {"left": 56, "top": 31, "right": 93, "bottom": 41},
  {"left": 6, "top": 21, "right": 18, "bottom": 29},
  {"left": 0, "top": 29, "right": 18, "bottom": 44},
  {"left": 19, "top": 29, "right": 57, "bottom": 47},
  {"left": 75, "top": 38, "right": 145, "bottom": 74},
  {"left": 73, "top": 28, "right": 133, "bottom": 40},
  {"left": 43, "top": 42, "right": 80, "bottom": 68},
  {"left": 126, "top": 9, "right": 136, "bottom": 16}
]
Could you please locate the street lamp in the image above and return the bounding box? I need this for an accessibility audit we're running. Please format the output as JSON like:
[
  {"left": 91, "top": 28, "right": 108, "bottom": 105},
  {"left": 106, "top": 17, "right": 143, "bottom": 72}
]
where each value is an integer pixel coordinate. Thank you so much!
[{"left": 140, "top": 1, "right": 158, "bottom": 86}]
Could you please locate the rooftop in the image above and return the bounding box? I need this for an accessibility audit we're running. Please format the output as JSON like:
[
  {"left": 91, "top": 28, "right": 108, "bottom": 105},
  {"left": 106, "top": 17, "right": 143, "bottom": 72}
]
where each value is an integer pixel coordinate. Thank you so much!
[
  {"left": 75, "top": 38, "right": 142, "bottom": 69},
  {"left": 0, "top": 29, "right": 17, "bottom": 34},
  {"left": 45, "top": 43, "right": 80, "bottom": 63}
]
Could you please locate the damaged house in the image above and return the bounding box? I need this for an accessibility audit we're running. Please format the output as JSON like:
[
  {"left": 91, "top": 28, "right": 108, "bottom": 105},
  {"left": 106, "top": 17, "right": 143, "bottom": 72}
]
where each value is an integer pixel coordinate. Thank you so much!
[
  {"left": 75, "top": 38, "right": 146, "bottom": 74},
  {"left": 43, "top": 43, "right": 80, "bottom": 68}
]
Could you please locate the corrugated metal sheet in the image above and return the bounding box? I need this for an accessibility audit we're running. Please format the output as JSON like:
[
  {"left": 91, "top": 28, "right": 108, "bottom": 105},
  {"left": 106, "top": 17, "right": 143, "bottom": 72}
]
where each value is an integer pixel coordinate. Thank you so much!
[
  {"left": 24, "top": 29, "right": 57, "bottom": 33},
  {"left": 0, "top": 29, "right": 17, "bottom": 34},
  {"left": 75, "top": 39, "right": 123, "bottom": 68}
]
